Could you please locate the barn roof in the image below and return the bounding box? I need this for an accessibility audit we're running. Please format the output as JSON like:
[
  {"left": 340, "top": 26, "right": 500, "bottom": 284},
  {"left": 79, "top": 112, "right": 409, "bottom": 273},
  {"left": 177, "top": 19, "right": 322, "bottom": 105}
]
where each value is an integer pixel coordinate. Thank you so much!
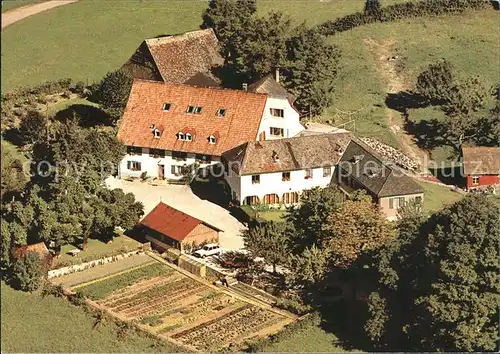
[
  {"left": 462, "top": 146, "right": 500, "bottom": 175},
  {"left": 117, "top": 80, "right": 267, "bottom": 156},
  {"left": 121, "top": 29, "right": 224, "bottom": 84},
  {"left": 140, "top": 202, "right": 222, "bottom": 242}
]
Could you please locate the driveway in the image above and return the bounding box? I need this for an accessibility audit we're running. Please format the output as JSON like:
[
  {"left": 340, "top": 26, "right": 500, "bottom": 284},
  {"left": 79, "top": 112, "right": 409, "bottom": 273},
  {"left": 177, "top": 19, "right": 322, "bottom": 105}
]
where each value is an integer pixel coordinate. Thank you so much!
[
  {"left": 106, "top": 177, "right": 246, "bottom": 251},
  {"left": 2, "top": 0, "right": 79, "bottom": 29}
]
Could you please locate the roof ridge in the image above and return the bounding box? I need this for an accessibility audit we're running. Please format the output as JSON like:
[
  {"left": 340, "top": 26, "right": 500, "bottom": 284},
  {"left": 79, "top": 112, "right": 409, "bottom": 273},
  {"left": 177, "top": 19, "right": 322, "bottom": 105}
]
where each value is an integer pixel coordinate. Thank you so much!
[
  {"left": 132, "top": 78, "right": 269, "bottom": 96},
  {"left": 145, "top": 28, "right": 215, "bottom": 45}
]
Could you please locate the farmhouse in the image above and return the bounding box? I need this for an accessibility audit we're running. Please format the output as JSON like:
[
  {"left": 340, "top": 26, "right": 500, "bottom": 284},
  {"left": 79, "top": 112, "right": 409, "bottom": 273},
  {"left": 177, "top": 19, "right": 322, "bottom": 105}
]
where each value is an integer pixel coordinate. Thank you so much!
[
  {"left": 117, "top": 79, "right": 304, "bottom": 180},
  {"left": 337, "top": 140, "right": 424, "bottom": 220},
  {"left": 120, "top": 28, "right": 224, "bottom": 84},
  {"left": 461, "top": 146, "right": 500, "bottom": 190},
  {"left": 221, "top": 133, "right": 352, "bottom": 205},
  {"left": 139, "top": 202, "right": 222, "bottom": 252}
]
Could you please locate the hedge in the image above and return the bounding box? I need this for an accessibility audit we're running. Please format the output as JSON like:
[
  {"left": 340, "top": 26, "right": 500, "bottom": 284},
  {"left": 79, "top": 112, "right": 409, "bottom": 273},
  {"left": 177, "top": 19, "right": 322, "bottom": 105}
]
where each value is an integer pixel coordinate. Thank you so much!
[{"left": 317, "top": 0, "right": 489, "bottom": 36}]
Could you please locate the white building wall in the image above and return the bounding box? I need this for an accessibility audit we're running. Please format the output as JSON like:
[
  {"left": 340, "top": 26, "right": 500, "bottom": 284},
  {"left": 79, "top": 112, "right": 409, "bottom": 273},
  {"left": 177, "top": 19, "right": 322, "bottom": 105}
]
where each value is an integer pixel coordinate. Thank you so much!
[
  {"left": 118, "top": 148, "right": 219, "bottom": 180},
  {"left": 257, "top": 97, "right": 303, "bottom": 140},
  {"left": 229, "top": 166, "right": 335, "bottom": 205}
]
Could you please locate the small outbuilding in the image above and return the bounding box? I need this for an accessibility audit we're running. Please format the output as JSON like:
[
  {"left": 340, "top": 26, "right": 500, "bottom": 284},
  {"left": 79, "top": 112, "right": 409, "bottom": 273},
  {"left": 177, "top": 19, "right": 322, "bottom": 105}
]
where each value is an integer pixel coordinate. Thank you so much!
[
  {"left": 12, "top": 242, "right": 52, "bottom": 267},
  {"left": 140, "top": 202, "right": 222, "bottom": 253}
]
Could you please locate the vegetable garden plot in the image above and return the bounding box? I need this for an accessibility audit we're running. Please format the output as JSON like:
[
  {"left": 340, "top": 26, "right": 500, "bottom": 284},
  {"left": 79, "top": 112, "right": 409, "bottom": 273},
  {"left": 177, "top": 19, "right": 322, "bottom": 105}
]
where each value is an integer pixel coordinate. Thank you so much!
[{"left": 83, "top": 260, "right": 293, "bottom": 351}]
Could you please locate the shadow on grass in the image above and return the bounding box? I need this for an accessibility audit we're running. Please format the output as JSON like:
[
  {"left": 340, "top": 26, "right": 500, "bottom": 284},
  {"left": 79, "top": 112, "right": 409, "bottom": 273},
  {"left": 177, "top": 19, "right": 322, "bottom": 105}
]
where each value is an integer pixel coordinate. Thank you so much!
[
  {"left": 404, "top": 117, "right": 449, "bottom": 151},
  {"left": 428, "top": 165, "right": 464, "bottom": 186},
  {"left": 54, "top": 104, "right": 112, "bottom": 127},
  {"left": 385, "top": 91, "right": 430, "bottom": 113},
  {"left": 2, "top": 127, "right": 23, "bottom": 146}
]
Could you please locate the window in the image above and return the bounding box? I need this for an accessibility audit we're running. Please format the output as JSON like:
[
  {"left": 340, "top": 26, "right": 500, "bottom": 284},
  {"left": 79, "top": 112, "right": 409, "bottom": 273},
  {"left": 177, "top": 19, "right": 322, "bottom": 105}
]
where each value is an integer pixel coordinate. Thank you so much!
[
  {"left": 270, "top": 127, "right": 284, "bottom": 137},
  {"left": 283, "top": 192, "right": 299, "bottom": 204},
  {"left": 187, "top": 105, "right": 202, "bottom": 114},
  {"left": 282, "top": 172, "right": 290, "bottom": 181},
  {"left": 127, "top": 161, "right": 141, "bottom": 171},
  {"left": 304, "top": 169, "right": 313, "bottom": 179},
  {"left": 153, "top": 129, "right": 161, "bottom": 138},
  {"left": 209, "top": 135, "right": 216, "bottom": 144},
  {"left": 270, "top": 108, "right": 284, "bottom": 118},
  {"left": 127, "top": 146, "right": 142, "bottom": 155},
  {"left": 149, "top": 148, "right": 165, "bottom": 157},
  {"left": 162, "top": 103, "right": 171, "bottom": 111},
  {"left": 472, "top": 176, "right": 480, "bottom": 185},
  {"left": 216, "top": 108, "right": 226, "bottom": 117},
  {"left": 171, "top": 165, "right": 181, "bottom": 175},
  {"left": 252, "top": 175, "right": 260, "bottom": 184},
  {"left": 195, "top": 154, "right": 211, "bottom": 163},
  {"left": 389, "top": 197, "right": 406, "bottom": 209},
  {"left": 172, "top": 151, "right": 187, "bottom": 161},
  {"left": 185, "top": 133, "right": 192, "bottom": 141},
  {"left": 323, "top": 166, "right": 332, "bottom": 177},
  {"left": 415, "top": 196, "right": 423, "bottom": 204},
  {"left": 177, "top": 132, "right": 185, "bottom": 140}
]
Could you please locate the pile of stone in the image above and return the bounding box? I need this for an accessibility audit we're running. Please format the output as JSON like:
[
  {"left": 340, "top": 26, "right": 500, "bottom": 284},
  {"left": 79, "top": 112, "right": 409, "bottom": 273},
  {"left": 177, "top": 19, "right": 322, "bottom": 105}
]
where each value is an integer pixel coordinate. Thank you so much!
[{"left": 360, "top": 137, "right": 419, "bottom": 172}]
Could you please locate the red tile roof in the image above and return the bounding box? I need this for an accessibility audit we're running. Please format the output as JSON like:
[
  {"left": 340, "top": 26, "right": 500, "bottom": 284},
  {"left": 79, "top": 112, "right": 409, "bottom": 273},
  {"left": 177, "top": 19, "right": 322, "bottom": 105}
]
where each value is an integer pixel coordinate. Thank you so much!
[
  {"left": 117, "top": 80, "right": 268, "bottom": 156},
  {"left": 140, "top": 202, "right": 221, "bottom": 242},
  {"left": 462, "top": 147, "right": 500, "bottom": 175},
  {"left": 12, "top": 242, "right": 51, "bottom": 262}
]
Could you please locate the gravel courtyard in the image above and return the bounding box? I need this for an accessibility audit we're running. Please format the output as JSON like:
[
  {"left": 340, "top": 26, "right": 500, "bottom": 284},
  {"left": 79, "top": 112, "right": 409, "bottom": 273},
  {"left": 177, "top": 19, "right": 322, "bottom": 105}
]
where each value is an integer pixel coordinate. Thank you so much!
[{"left": 106, "top": 177, "right": 245, "bottom": 251}]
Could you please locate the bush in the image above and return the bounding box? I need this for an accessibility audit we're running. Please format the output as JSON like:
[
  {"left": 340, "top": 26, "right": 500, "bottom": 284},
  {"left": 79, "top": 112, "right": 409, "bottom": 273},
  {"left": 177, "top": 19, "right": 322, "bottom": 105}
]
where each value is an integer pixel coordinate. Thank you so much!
[
  {"left": 12, "top": 251, "right": 44, "bottom": 292},
  {"left": 71, "top": 81, "right": 87, "bottom": 96},
  {"left": 61, "top": 90, "right": 72, "bottom": 99},
  {"left": 317, "top": 0, "right": 488, "bottom": 36},
  {"left": 275, "top": 297, "right": 312, "bottom": 316}
]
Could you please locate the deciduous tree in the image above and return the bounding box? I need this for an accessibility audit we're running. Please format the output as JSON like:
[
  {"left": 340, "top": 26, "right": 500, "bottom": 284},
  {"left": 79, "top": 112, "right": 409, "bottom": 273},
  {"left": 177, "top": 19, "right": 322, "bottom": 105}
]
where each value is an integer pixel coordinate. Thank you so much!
[
  {"left": 242, "top": 221, "right": 289, "bottom": 273},
  {"left": 285, "top": 186, "right": 344, "bottom": 252},
  {"left": 324, "top": 198, "right": 395, "bottom": 269},
  {"left": 18, "top": 110, "right": 48, "bottom": 146},
  {"left": 12, "top": 251, "right": 44, "bottom": 292},
  {"left": 366, "top": 194, "right": 500, "bottom": 352}
]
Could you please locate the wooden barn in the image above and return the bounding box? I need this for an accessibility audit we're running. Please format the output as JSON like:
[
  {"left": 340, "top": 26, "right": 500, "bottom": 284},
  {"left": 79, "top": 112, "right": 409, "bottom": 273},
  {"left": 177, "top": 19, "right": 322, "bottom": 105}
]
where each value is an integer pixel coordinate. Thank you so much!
[{"left": 140, "top": 202, "right": 222, "bottom": 253}]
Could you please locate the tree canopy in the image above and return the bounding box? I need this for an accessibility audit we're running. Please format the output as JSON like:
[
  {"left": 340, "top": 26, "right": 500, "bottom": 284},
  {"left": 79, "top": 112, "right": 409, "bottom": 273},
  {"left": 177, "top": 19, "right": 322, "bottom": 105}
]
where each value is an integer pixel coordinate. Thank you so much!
[{"left": 366, "top": 194, "right": 500, "bottom": 352}]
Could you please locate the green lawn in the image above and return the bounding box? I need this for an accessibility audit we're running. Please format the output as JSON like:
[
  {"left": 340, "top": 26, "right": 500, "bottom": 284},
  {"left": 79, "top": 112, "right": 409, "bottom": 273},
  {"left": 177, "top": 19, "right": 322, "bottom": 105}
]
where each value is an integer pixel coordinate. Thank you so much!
[
  {"left": 257, "top": 210, "right": 286, "bottom": 222},
  {"left": 1, "top": 0, "right": 407, "bottom": 93},
  {"left": 1, "top": 0, "right": 43, "bottom": 12},
  {"left": 47, "top": 97, "right": 98, "bottom": 116},
  {"left": 52, "top": 235, "right": 142, "bottom": 268},
  {"left": 322, "top": 8, "right": 500, "bottom": 148},
  {"left": 258, "top": 316, "right": 351, "bottom": 352},
  {"left": 77, "top": 262, "right": 171, "bottom": 299},
  {"left": 418, "top": 180, "right": 464, "bottom": 214},
  {"left": 0, "top": 282, "right": 181, "bottom": 352}
]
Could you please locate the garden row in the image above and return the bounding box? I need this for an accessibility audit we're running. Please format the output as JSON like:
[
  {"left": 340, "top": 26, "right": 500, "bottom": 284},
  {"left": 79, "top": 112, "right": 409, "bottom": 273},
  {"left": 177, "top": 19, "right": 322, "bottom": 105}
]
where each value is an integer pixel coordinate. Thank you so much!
[{"left": 77, "top": 259, "right": 292, "bottom": 351}]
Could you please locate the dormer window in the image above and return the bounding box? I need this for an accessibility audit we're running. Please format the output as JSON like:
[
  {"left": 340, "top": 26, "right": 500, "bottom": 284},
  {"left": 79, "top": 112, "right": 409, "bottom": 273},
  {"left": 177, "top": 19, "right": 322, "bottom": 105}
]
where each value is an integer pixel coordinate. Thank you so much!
[
  {"left": 216, "top": 108, "right": 226, "bottom": 117},
  {"left": 153, "top": 129, "right": 161, "bottom": 138},
  {"left": 187, "top": 106, "right": 202, "bottom": 114},
  {"left": 162, "top": 103, "right": 171, "bottom": 111},
  {"left": 208, "top": 135, "right": 216, "bottom": 144},
  {"left": 177, "top": 132, "right": 185, "bottom": 140},
  {"left": 185, "top": 133, "right": 192, "bottom": 141}
]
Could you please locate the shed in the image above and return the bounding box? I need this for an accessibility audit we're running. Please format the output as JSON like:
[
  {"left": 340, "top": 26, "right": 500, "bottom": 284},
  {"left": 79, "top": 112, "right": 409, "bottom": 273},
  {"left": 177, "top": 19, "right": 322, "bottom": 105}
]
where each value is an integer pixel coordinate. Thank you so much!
[{"left": 140, "top": 202, "right": 222, "bottom": 252}]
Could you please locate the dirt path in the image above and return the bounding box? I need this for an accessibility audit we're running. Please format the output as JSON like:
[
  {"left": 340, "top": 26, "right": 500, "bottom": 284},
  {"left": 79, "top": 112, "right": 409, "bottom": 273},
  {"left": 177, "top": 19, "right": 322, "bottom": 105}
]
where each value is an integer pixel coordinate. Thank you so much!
[
  {"left": 2, "top": 0, "right": 78, "bottom": 29},
  {"left": 364, "top": 37, "right": 429, "bottom": 173}
]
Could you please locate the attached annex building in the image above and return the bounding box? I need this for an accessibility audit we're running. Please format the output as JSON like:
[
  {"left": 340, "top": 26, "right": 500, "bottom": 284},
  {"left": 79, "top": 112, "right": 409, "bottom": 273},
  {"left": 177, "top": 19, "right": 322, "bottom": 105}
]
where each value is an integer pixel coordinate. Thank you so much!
[
  {"left": 117, "top": 79, "right": 304, "bottom": 180},
  {"left": 222, "top": 134, "right": 424, "bottom": 220},
  {"left": 222, "top": 133, "right": 352, "bottom": 205}
]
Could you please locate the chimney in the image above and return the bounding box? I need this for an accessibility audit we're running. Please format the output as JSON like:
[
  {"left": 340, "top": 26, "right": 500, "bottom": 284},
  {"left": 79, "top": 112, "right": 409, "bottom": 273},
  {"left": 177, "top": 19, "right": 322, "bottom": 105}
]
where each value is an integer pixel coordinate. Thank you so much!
[
  {"left": 275, "top": 67, "right": 280, "bottom": 83},
  {"left": 242, "top": 83, "right": 248, "bottom": 91}
]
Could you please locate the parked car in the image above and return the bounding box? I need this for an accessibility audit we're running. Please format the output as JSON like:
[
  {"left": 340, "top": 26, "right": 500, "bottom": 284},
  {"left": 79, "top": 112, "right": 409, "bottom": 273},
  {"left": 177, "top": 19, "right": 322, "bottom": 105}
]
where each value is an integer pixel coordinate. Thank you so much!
[{"left": 193, "top": 243, "right": 222, "bottom": 258}]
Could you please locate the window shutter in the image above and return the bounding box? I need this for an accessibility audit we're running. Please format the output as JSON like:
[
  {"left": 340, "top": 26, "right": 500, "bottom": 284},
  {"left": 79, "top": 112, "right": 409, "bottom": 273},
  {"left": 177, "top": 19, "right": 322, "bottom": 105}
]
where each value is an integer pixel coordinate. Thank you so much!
[{"left": 389, "top": 198, "right": 394, "bottom": 209}]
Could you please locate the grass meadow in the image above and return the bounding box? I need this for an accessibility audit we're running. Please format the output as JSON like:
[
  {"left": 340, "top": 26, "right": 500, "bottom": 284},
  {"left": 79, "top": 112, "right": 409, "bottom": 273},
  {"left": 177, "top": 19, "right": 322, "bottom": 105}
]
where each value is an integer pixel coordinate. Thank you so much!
[{"left": 0, "top": 281, "right": 181, "bottom": 352}]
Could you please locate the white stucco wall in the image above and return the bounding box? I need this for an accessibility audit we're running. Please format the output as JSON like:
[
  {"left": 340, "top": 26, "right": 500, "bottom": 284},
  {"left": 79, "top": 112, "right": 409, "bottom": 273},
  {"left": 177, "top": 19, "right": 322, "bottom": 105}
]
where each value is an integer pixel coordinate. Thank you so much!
[
  {"left": 227, "top": 165, "right": 335, "bottom": 205},
  {"left": 257, "top": 97, "right": 303, "bottom": 140},
  {"left": 118, "top": 148, "right": 219, "bottom": 180}
]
